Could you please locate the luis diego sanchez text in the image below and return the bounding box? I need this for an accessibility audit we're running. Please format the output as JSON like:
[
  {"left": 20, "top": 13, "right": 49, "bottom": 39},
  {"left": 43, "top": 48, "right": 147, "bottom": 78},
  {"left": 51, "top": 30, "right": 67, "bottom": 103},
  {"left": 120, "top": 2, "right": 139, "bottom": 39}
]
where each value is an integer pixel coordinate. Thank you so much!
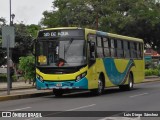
[{"left": 124, "top": 112, "right": 159, "bottom": 117}]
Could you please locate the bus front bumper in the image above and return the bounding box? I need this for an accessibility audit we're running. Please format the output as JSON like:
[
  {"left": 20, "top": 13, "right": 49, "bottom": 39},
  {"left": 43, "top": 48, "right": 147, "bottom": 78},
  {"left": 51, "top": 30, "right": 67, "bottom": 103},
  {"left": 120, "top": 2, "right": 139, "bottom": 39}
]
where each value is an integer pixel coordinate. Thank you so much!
[{"left": 36, "top": 77, "right": 88, "bottom": 90}]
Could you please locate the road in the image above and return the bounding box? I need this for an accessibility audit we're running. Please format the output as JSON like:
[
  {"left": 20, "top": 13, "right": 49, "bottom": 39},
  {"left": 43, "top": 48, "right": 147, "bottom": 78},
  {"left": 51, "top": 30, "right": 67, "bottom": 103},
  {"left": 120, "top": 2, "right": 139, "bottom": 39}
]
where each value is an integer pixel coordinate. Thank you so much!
[{"left": 0, "top": 81, "right": 160, "bottom": 120}]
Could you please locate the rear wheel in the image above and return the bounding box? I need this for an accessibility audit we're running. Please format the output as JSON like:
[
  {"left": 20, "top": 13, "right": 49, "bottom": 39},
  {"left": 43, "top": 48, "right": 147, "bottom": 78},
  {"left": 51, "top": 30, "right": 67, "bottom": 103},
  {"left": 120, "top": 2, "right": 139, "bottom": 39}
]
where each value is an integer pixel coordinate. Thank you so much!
[
  {"left": 53, "top": 89, "right": 63, "bottom": 97},
  {"left": 119, "top": 73, "right": 133, "bottom": 91},
  {"left": 91, "top": 77, "right": 104, "bottom": 95}
]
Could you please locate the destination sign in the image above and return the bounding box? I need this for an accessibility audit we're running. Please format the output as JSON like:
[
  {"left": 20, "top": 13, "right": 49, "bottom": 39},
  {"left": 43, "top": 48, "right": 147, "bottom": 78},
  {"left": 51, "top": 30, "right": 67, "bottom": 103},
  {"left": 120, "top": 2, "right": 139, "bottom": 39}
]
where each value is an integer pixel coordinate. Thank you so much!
[{"left": 38, "top": 29, "right": 84, "bottom": 38}]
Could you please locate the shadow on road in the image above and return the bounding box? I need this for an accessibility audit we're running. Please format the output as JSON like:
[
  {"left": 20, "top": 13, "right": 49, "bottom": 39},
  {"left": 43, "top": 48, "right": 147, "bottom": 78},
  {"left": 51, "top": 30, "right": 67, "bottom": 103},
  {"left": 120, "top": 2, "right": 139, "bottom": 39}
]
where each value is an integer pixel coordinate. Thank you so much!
[{"left": 44, "top": 87, "right": 140, "bottom": 99}]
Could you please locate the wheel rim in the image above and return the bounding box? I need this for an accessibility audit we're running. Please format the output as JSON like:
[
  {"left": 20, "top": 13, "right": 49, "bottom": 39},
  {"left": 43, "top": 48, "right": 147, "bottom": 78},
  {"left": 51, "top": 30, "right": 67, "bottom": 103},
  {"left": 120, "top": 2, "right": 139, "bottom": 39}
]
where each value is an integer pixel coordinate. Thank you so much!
[
  {"left": 98, "top": 79, "right": 103, "bottom": 94},
  {"left": 129, "top": 80, "right": 133, "bottom": 88},
  {"left": 129, "top": 75, "right": 133, "bottom": 88}
]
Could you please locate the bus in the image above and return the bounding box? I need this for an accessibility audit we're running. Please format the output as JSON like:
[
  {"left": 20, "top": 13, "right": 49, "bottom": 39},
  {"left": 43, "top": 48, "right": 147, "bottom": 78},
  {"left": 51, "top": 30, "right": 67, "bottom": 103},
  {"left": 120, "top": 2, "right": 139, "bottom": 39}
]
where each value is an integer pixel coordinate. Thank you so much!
[{"left": 34, "top": 27, "right": 144, "bottom": 97}]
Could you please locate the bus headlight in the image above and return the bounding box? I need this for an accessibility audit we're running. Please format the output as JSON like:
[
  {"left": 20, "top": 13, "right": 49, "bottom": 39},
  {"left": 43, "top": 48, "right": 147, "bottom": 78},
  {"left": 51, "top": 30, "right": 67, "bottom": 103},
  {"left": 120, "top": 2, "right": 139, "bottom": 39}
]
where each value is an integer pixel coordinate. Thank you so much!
[
  {"left": 76, "top": 71, "right": 87, "bottom": 82},
  {"left": 36, "top": 74, "right": 40, "bottom": 79},
  {"left": 36, "top": 74, "right": 44, "bottom": 82},
  {"left": 39, "top": 76, "right": 44, "bottom": 82}
]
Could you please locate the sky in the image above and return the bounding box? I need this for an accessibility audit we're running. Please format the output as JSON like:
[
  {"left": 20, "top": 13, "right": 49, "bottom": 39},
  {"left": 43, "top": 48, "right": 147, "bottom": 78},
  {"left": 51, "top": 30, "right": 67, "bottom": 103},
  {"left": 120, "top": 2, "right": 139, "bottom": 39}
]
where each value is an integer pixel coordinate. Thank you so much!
[{"left": 0, "top": 0, "right": 53, "bottom": 25}]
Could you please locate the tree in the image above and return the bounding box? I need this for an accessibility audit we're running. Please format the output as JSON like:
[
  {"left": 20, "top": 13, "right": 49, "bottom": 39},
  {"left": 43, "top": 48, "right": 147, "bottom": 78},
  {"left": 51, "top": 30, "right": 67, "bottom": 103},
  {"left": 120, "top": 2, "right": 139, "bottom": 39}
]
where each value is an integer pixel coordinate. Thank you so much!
[
  {"left": 12, "top": 23, "right": 40, "bottom": 63},
  {"left": 40, "top": 0, "right": 160, "bottom": 50},
  {"left": 0, "top": 17, "right": 6, "bottom": 66},
  {"left": 26, "top": 24, "right": 41, "bottom": 38},
  {"left": 40, "top": 0, "right": 96, "bottom": 28},
  {"left": 19, "top": 56, "right": 35, "bottom": 84}
]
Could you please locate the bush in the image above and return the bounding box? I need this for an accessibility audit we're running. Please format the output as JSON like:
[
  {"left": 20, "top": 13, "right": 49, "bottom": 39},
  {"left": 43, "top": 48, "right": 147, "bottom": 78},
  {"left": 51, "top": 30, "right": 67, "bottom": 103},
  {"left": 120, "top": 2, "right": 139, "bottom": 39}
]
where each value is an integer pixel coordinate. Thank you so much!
[
  {"left": 19, "top": 56, "right": 35, "bottom": 82},
  {"left": 0, "top": 74, "right": 17, "bottom": 82},
  {"left": 0, "top": 74, "right": 7, "bottom": 82},
  {"left": 145, "top": 69, "right": 152, "bottom": 76},
  {"left": 145, "top": 69, "right": 159, "bottom": 76}
]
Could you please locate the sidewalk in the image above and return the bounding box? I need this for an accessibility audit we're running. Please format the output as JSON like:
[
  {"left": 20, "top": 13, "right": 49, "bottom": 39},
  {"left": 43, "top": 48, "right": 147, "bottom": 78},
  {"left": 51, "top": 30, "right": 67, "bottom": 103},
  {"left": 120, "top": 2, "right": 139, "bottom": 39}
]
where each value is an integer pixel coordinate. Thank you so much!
[
  {"left": 0, "top": 81, "right": 52, "bottom": 101},
  {"left": 0, "top": 81, "right": 34, "bottom": 91},
  {"left": 144, "top": 76, "right": 160, "bottom": 82},
  {"left": 0, "top": 76, "right": 160, "bottom": 102}
]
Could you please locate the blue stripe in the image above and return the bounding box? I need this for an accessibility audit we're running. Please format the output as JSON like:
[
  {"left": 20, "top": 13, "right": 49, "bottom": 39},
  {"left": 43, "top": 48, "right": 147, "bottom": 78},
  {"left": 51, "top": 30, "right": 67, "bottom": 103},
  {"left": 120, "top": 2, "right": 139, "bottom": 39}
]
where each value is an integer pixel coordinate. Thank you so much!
[
  {"left": 103, "top": 58, "right": 134, "bottom": 85},
  {"left": 96, "top": 31, "right": 107, "bottom": 36},
  {"left": 36, "top": 77, "right": 88, "bottom": 90}
]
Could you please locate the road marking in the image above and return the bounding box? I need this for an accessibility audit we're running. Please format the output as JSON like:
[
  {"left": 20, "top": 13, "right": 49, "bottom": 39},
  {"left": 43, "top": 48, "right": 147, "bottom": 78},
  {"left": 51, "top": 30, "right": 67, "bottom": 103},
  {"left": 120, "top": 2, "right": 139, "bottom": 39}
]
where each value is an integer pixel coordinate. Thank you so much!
[
  {"left": 130, "top": 93, "right": 148, "bottom": 98},
  {"left": 99, "top": 116, "right": 141, "bottom": 120},
  {"left": 9, "top": 107, "right": 31, "bottom": 111},
  {"left": 65, "top": 104, "right": 96, "bottom": 111}
]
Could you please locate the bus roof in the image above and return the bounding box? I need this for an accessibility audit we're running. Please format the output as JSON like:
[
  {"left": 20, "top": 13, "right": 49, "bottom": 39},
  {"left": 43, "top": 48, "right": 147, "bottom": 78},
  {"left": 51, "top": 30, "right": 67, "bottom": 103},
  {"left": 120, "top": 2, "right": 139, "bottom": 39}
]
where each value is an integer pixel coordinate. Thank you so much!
[
  {"left": 107, "top": 33, "right": 143, "bottom": 43},
  {"left": 41, "top": 27, "right": 81, "bottom": 31},
  {"left": 86, "top": 28, "right": 143, "bottom": 43}
]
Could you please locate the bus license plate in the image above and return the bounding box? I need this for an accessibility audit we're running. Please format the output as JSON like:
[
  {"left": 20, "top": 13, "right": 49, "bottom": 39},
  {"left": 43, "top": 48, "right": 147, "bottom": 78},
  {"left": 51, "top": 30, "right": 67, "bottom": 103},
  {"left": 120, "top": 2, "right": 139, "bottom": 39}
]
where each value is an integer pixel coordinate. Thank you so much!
[{"left": 56, "top": 83, "right": 62, "bottom": 87}]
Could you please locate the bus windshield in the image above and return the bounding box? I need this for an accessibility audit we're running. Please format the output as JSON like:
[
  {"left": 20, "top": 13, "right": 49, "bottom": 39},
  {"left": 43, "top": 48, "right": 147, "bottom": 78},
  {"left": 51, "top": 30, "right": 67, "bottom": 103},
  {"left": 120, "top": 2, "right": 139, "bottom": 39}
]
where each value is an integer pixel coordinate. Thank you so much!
[{"left": 36, "top": 39, "right": 87, "bottom": 67}]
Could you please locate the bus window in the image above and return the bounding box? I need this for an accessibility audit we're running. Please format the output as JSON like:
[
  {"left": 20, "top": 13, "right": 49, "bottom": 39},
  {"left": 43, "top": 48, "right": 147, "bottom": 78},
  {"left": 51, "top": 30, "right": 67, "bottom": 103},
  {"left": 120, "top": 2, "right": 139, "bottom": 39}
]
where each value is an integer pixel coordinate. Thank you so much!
[
  {"left": 123, "top": 41, "right": 130, "bottom": 58},
  {"left": 130, "top": 42, "right": 137, "bottom": 59},
  {"left": 137, "top": 43, "right": 141, "bottom": 59},
  {"left": 110, "top": 39, "right": 115, "bottom": 57},
  {"left": 103, "top": 37, "right": 110, "bottom": 57},
  {"left": 140, "top": 43, "right": 143, "bottom": 59},
  {"left": 117, "top": 40, "right": 123, "bottom": 58},
  {"left": 97, "top": 37, "right": 103, "bottom": 58}
]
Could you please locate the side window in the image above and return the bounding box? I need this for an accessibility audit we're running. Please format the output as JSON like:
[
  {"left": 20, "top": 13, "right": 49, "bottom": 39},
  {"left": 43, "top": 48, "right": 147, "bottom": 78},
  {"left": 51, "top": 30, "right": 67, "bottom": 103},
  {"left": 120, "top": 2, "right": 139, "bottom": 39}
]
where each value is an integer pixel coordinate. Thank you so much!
[
  {"left": 110, "top": 39, "right": 115, "bottom": 57},
  {"left": 88, "top": 34, "right": 96, "bottom": 43},
  {"left": 140, "top": 43, "right": 143, "bottom": 59},
  {"left": 97, "top": 36, "right": 103, "bottom": 58},
  {"left": 130, "top": 42, "right": 137, "bottom": 59},
  {"left": 97, "top": 37, "right": 102, "bottom": 47},
  {"left": 137, "top": 43, "right": 141, "bottom": 59},
  {"left": 103, "top": 37, "right": 110, "bottom": 57},
  {"left": 123, "top": 41, "right": 130, "bottom": 58},
  {"left": 117, "top": 40, "right": 123, "bottom": 58},
  {"left": 130, "top": 42, "right": 134, "bottom": 58}
]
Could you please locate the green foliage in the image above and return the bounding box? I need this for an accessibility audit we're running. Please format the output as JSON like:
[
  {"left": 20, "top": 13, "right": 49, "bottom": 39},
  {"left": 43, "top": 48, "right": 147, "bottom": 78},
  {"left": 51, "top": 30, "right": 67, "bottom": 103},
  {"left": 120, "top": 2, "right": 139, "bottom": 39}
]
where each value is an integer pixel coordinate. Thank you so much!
[
  {"left": 145, "top": 69, "right": 159, "bottom": 76},
  {"left": 26, "top": 24, "right": 41, "bottom": 38},
  {"left": 0, "top": 17, "right": 6, "bottom": 66},
  {"left": 40, "top": 0, "right": 160, "bottom": 51},
  {"left": 12, "top": 23, "right": 38, "bottom": 63},
  {"left": 0, "top": 74, "right": 17, "bottom": 82},
  {"left": 19, "top": 56, "right": 35, "bottom": 80},
  {"left": 0, "top": 74, "right": 7, "bottom": 82}
]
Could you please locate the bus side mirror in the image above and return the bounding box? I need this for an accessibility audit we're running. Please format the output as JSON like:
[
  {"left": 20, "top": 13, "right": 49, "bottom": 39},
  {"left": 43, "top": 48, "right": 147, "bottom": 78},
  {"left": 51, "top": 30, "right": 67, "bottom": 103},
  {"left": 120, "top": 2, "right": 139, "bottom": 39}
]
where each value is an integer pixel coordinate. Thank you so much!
[
  {"left": 88, "top": 41, "right": 96, "bottom": 67},
  {"left": 90, "top": 42, "right": 96, "bottom": 60}
]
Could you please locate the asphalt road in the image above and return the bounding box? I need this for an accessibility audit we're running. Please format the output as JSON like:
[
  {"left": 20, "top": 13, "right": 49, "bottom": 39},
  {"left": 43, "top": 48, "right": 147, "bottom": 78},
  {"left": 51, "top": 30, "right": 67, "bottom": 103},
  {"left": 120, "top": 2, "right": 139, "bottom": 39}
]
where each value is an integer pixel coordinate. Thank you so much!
[{"left": 0, "top": 81, "right": 160, "bottom": 120}]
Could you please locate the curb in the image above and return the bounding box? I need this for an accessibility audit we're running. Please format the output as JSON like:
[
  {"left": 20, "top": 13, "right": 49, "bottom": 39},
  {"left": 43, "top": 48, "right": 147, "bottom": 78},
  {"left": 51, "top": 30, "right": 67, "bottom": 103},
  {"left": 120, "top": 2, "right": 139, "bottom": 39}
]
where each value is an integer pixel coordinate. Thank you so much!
[
  {"left": 0, "top": 91, "right": 53, "bottom": 102},
  {"left": 0, "top": 86, "right": 35, "bottom": 91},
  {"left": 142, "top": 79, "right": 160, "bottom": 83}
]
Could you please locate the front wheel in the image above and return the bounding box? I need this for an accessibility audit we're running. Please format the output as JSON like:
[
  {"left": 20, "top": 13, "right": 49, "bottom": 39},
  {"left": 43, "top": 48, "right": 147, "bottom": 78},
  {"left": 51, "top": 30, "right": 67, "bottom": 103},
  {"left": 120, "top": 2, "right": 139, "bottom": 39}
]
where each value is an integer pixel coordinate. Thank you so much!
[{"left": 91, "top": 77, "right": 104, "bottom": 95}]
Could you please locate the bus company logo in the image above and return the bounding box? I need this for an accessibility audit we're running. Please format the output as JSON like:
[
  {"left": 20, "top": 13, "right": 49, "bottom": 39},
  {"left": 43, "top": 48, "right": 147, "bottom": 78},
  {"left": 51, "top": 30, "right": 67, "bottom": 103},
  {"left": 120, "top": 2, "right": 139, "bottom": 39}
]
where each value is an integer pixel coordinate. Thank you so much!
[{"left": 2, "top": 112, "right": 11, "bottom": 117}]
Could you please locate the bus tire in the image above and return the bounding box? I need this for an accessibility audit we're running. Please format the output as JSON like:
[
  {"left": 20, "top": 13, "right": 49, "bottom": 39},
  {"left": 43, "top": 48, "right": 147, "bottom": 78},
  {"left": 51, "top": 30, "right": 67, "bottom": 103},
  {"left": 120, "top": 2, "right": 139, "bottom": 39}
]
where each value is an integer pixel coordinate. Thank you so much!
[
  {"left": 119, "top": 73, "right": 133, "bottom": 91},
  {"left": 91, "top": 77, "right": 104, "bottom": 95},
  {"left": 53, "top": 89, "right": 63, "bottom": 97}
]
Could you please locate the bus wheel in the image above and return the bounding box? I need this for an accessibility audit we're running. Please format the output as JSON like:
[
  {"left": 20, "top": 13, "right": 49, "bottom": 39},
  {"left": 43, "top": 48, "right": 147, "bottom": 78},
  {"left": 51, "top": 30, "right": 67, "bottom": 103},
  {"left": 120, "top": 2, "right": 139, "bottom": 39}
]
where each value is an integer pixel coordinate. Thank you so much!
[
  {"left": 53, "top": 89, "right": 63, "bottom": 97},
  {"left": 119, "top": 73, "right": 133, "bottom": 91},
  {"left": 91, "top": 77, "right": 104, "bottom": 95},
  {"left": 128, "top": 73, "right": 134, "bottom": 90}
]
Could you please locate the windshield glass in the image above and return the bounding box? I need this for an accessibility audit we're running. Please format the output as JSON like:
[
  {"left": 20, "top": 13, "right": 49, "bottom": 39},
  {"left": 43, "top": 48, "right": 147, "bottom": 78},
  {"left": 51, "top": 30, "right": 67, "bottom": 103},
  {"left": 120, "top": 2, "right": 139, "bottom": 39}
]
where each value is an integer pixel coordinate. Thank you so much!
[{"left": 36, "top": 39, "right": 86, "bottom": 67}]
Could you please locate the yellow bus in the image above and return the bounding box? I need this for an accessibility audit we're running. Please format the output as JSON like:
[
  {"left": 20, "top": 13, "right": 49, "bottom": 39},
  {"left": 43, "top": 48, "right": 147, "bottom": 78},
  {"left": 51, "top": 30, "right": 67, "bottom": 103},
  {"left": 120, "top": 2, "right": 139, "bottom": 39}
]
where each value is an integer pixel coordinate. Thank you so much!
[{"left": 35, "top": 27, "right": 144, "bottom": 97}]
